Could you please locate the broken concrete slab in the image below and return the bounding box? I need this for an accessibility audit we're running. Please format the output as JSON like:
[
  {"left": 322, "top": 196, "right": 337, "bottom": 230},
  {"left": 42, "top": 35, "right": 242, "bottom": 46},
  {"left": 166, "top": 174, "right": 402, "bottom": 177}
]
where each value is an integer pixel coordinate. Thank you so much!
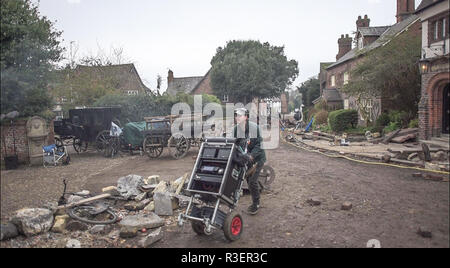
[
  {"left": 154, "top": 192, "right": 174, "bottom": 216},
  {"left": 117, "top": 174, "right": 144, "bottom": 200},
  {"left": 11, "top": 208, "right": 54, "bottom": 237},
  {"left": 118, "top": 213, "right": 164, "bottom": 230},
  {"left": 138, "top": 227, "right": 163, "bottom": 248},
  {"left": 391, "top": 133, "right": 417, "bottom": 143},
  {"left": 125, "top": 199, "right": 152, "bottom": 211},
  {"left": 152, "top": 181, "right": 169, "bottom": 196},
  {"left": 145, "top": 175, "right": 160, "bottom": 185}
]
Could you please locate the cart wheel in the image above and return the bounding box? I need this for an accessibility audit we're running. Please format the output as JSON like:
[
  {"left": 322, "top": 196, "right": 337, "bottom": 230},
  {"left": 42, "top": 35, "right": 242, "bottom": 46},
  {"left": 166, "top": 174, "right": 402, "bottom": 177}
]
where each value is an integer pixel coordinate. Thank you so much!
[
  {"left": 223, "top": 211, "right": 243, "bottom": 241},
  {"left": 143, "top": 136, "right": 164, "bottom": 158},
  {"left": 168, "top": 134, "right": 190, "bottom": 159},
  {"left": 95, "top": 130, "right": 111, "bottom": 152},
  {"left": 73, "top": 138, "right": 87, "bottom": 153},
  {"left": 191, "top": 221, "right": 207, "bottom": 236}
]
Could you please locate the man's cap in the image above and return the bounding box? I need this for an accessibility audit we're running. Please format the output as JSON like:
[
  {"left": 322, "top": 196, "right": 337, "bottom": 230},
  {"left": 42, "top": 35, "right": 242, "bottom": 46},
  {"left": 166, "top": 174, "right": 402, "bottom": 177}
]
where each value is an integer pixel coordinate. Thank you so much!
[{"left": 234, "top": 108, "right": 248, "bottom": 116}]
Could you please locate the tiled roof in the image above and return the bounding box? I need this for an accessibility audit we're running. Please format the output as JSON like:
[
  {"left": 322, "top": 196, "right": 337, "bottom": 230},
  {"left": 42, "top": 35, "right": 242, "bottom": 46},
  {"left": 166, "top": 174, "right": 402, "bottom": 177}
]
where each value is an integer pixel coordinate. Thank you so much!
[
  {"left": 166, "top": 76, "right": 204, "bottom": 95},
  {"left": 358, "top": 26, "right": 390, "bottom": 37},
  {"left": 326, "top": 14, "right": 420, "bottom": 70}
]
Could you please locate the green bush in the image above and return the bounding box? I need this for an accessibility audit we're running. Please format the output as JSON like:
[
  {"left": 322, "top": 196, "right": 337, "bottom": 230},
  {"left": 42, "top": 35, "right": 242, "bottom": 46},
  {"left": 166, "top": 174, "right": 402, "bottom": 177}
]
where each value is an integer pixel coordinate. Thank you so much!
[
  {"left": 383, "top": 121, "right": 400, "bottom": 134},
  {"left": 408, "top": 118, "right": 418, "bottom": 128},
  {"left": 388, "top": 110, "right": 409, "bottom": 128},
  {"left": 314, "top": 110, "right": 329, "bottom": 125},
  {"left": 328, "top": 109, "right": 358, "bottom": 132}
]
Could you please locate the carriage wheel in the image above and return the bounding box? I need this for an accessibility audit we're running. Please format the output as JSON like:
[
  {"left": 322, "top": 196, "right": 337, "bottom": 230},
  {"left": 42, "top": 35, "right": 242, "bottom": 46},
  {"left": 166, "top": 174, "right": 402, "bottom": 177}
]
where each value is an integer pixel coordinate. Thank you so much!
[
  {"left": 168, "top": 134, "right": 190, "bottom": 159},
  {"left": 95, "top": 130, "right": 110, "bottom": 152},
  {"left": 73, "top": 138, "right": 87, "bottom": 153},
  {"left": 223, "top": 211, "right": 243, "bottom": 241},
  {"left": 143, "top": 136, "right": 164, "bottom": 158}
]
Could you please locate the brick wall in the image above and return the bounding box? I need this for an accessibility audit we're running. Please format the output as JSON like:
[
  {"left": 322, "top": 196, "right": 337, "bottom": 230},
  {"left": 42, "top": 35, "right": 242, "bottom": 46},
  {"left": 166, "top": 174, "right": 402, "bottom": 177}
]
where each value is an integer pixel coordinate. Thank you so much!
[
  {"left": 1, "top": 119, "right": 55, "bottom": 165},
  {"left": 419, "top": 70, "right": 450, "bottom": 140},
  {"left": 192, "top": 72, "right": 213, "bottom": 95}
]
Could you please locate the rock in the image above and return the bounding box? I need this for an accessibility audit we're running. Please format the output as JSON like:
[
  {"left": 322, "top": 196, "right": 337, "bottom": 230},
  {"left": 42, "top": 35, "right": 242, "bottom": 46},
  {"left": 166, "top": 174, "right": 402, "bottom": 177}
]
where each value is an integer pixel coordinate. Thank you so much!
[
  {"left": 120, "top": 226, "right": 138, "bottom": 238},
  {"left": 102, "top": 186, "right": 119, "bottom": 195},
  {"left": 341, "top": 202, "right": 353, "bottom": 211},
  {"left": 67, "top": 195, "right": 84, "bottom": 204},
  {"left": 117, "top": 174, "right": 144, "bottom": 200},
  {"left": 51, "top": 214, "right": 70, "bottom": 233},
  {"left": 143, "top": 201, "right": 155, "bottom": 212},
  {"left": 1, "top": 222, "right": 19, "bottom": 241},
  {"left": 145, "top": 175, "right": 160, "bottom": 185},
  {"left": 154, "top": 192, "right": 174, "bottom": 216},
  {"left": 42, "top": 201, "right": 59, "bottom": 214},
  {"left": 306, "top": 197, "right": 322, "bottom": 206},
  {"left": 125, "top": 199, "right": 152, "bottom": 211},
  {"left": 152, "top": 181, "right": 169, "bottom": 195},
  {"left": 11, "top": 208, "right": 54, "bottom": 237},
  {"left": 139, "top": 227, "right": 163, "bottom": 248},
  {"left": 432, "top": 151, "right": 447, "bottom": 161},
  {"left": 421, "top": 143, "right": 432, "bottom": 162},
  {"left": 65, "top": 220, "right": 89, "bottom": 232},
  {"left": 134, "top": 192, "right": 148, "bottom": 202},
  {"left": 66, "top": 239, "right": 81, "bottom": 248},
  {"left": 118, "top": 213, "right": 164, "bottom": 230},
  {"left": 417, "top": 227, "right": 432, "bottom": 238},
  {"left": 425, "top": 162, "right": 441, "bottom": 171},
  {"left": 412, "top": 173, "right": 423, "bottom": 178},
  {"left": 381, "top": 154, "right": 391, "bottom": 163},
  {"left": 424, "top": 174, "right": 444, "bottom": 182},
  {"left": 89, "top": 225, "right": 108, "bottom": 234}
]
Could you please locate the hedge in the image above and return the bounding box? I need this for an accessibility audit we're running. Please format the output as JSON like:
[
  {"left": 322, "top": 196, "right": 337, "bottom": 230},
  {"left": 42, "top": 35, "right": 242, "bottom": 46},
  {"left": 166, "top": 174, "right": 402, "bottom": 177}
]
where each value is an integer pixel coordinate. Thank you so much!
[{"left": 328, "top": 109, "right": 358, "bottom": 132}]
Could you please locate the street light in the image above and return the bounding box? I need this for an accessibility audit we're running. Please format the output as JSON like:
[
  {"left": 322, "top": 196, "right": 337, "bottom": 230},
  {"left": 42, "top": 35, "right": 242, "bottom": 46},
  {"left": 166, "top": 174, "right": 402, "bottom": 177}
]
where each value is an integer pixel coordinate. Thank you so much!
[{"left": 419, "top": 58, "right": 431, "bottom": 74}]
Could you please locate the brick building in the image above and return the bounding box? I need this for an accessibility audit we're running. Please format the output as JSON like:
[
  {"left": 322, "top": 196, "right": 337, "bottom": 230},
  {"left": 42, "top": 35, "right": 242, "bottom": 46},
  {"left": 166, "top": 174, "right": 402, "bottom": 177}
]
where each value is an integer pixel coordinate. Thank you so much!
[
  {"left": 416, "top": 0, "right": 450, "bottom": 140},
  {"left": 319, "top": 0, "right": 420, "bottom": 125}
]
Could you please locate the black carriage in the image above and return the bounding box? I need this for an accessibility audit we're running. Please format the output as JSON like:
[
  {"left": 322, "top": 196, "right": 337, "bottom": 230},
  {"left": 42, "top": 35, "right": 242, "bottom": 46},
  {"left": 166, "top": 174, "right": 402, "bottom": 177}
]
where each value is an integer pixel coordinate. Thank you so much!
[
  {"left": 142, "top": 113, "right": 209, "bottom": 159},
  {"left": 53, "top": 107, "right": 121, "bottom": 153}
]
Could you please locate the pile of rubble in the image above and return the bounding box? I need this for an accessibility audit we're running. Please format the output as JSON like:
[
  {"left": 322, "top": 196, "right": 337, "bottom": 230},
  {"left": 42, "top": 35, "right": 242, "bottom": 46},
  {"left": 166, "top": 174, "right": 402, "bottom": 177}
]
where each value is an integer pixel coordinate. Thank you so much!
[{"left": 0, "top": 173, "right": 193, "bottom": 248}]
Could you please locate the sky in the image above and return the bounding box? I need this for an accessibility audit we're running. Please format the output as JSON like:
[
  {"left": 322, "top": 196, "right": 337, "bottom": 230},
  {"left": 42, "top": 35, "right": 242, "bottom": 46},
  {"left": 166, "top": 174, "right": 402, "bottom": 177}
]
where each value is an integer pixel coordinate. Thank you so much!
[{"left": 34, "top": 0, "right": 423, "bottom": 93}]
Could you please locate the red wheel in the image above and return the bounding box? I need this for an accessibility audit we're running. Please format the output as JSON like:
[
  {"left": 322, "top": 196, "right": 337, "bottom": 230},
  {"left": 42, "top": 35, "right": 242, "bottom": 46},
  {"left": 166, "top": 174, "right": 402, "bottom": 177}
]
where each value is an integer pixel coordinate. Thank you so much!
[{"left": 224, "top": 211, "right": 243, "bottom": 241}]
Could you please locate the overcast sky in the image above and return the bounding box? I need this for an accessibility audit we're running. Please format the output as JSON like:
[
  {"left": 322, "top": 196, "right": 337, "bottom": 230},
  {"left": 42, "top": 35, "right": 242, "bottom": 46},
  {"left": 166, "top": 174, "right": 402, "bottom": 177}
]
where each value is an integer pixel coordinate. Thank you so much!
[{"left": 34, "top": 0, "right": 422, "bottom": 93}]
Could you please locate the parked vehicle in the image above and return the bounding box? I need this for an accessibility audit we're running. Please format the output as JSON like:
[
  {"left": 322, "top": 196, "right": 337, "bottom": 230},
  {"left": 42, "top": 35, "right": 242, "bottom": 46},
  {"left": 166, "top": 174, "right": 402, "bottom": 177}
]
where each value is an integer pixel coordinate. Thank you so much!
[{"left": 53, "top": 107, "right": 121, "bottom": 153}]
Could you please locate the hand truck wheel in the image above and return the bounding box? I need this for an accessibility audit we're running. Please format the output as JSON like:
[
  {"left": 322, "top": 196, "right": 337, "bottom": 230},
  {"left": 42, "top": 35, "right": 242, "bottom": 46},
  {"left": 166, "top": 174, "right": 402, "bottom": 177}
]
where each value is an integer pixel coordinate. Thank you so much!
[
  {"left": 223, "top": 211, "right": 243, "bottom": 241},
  {"left": 191, "top": 221, "right": 212, "bottom": 236}
]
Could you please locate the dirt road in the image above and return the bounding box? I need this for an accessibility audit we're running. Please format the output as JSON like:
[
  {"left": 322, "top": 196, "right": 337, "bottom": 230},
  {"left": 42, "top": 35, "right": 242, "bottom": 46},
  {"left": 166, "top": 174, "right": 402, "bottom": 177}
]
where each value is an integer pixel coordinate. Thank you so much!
[{"left": 1, "top": 141, "right": 448, "bottom": 248}]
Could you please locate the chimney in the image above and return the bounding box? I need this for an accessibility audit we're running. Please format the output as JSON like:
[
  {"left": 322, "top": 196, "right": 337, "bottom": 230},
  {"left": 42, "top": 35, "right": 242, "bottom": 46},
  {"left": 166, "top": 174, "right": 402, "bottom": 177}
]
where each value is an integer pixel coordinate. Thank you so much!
[
  {"left": 356, "top": 15, "right": 370, "bottom": 30},
  {"left": 336, "top": 34, "right": 353, "bottom": 60},
  {"left": 167, "top": 69, "right": 174, "bottom": 85},
  {"left": 396, "top": 0, "right": 415, "bottom": 23}
]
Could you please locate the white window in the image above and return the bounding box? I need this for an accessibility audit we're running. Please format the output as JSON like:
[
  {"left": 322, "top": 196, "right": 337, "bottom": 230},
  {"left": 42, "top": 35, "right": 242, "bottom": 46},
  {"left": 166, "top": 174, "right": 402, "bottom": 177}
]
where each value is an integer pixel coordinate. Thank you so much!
[
  {"left": 343, "top": 72, "right": 349, "bottom": 85},
  {"left": 330, "top": 75, "right": 336, "bottom": 87},
  {"left": 222, "top": 94, "right": 229, "bottom": 102},
  {"left": 443, "top": 18, "right": 446, "bottom": 38},
  {"left": 435, "top": 21, "right": 439, "bottom": 40},
  {"left": 344, "top": 99, "right": 349, "bottom": 109}
]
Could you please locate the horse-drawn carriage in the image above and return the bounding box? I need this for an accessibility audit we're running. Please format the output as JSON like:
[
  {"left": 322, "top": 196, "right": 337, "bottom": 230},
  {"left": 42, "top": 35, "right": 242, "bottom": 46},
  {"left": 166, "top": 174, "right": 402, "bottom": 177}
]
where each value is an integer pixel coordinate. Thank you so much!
[
  {"left": 53, "top": 107, "right": 121, "bottom": 153},
  {"left": 142, "top": 113, "right": 209, "bottom": 159}
]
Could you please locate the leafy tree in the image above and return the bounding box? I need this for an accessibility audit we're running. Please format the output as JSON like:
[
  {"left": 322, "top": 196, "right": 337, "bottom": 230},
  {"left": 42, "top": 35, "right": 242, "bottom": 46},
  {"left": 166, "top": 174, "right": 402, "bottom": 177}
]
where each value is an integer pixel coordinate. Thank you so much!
[
  {"left": 1, "top": 0, "right": 63, "bottom": 118},
  {"left": 341, "top": 29, "right": 421, "bottom": 125},
  {"left": 210, "top": 40, "right": 298, "bottom": 104},
  {"left": 297, "top": 76, "right": 320, "bottom": 107}
]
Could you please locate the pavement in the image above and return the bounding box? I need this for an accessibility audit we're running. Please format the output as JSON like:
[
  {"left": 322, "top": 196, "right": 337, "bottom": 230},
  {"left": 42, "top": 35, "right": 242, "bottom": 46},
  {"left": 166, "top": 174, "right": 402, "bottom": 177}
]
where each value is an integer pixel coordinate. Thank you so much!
[{"left": 281, "top": 130, "right": 449, "bottom": 174}]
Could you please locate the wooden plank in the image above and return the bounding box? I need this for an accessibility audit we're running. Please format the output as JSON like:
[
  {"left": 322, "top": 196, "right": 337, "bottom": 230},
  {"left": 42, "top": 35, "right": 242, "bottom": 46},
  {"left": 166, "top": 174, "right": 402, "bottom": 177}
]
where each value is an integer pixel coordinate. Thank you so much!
[
  {"left": 175, "top": 173, "right": 189, "bottom": 195},
  {"left": 382, "top": 129, "right": 401, "bottom": 144},
  {"left": 57, "top": 193, "right": 111, "bottom": 210}
]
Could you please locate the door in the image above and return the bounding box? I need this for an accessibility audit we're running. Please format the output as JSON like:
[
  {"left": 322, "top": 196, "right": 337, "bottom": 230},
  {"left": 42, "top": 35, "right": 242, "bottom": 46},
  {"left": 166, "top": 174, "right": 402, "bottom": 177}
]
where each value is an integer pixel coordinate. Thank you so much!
[{"left": 443, "top": 84, "right": 450, "bottom": 134}]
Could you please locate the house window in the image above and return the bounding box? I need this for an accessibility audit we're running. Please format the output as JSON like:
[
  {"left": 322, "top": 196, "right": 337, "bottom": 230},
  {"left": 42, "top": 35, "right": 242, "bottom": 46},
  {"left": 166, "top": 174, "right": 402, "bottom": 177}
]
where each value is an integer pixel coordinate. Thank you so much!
[
  {"left": 344, "top": 99, "right": 349, "bottom": 109},
  {"left": 429, "top": 13, "right": 450, "bottom": 43},
  {"left": 443, "top": 18, "right": 447, "bottom": 38},
  {"left": 434, "top": 21, "right": 439, "bottom": 40},
  {"left": 222, "top": 95, "right": 229, "bottom": 102},
  {"left": 343, "top": 72, "right": 349, "bottom": 85},
  {"left": 330, "top": 75, "right": 336, "bottom": 87}
]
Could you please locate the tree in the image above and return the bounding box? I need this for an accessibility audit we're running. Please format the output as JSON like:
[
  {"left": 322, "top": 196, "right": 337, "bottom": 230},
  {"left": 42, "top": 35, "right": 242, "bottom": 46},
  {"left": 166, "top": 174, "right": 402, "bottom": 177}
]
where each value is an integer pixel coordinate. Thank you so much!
[
  {"left": 210, "top": 40, "right": 298, "bottom": 104},
  {"left": 1, "top": 0, "right": 63, "bottom": 118},
  {"left": 297, "top": 76, "right": 320, "bottom": 107},
  {"left": 341, "top": 29, "right": 421, "bottom": 125}
]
